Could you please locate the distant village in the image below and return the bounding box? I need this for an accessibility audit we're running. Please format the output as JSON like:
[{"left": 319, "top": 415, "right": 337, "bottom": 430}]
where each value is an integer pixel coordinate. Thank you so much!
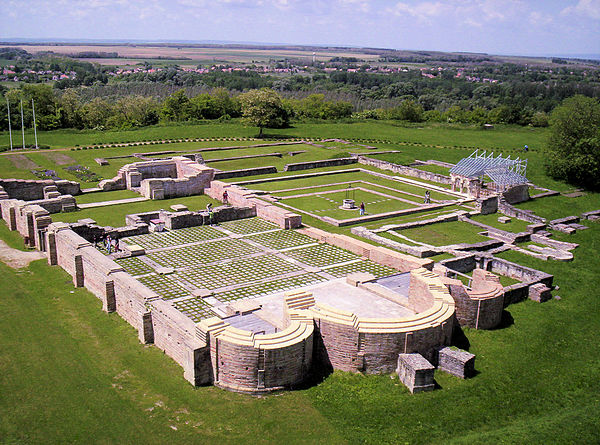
[{"left": 0, "top": 62, "right": 505, "bottom": 84}]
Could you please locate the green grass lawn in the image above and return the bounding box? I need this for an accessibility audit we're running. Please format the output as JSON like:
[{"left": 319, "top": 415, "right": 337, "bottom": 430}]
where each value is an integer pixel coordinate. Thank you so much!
[
  {"left": 515, "top": 193, "right": 600, "bottom": 221},
  {"left": 470, "top": 213, "right": 532, "bottom": 233},
  {"left": 52, "top": 195, "right": 219, "bottom": 227},
  {"left": 75, "top": 189, "right": 141, "bottom": 204},
  {"left": 400, "top": 221, "right": 490, "bottom": 246},
  {"left": 282, "top": 189, "right": 415, "bottom": 220}
]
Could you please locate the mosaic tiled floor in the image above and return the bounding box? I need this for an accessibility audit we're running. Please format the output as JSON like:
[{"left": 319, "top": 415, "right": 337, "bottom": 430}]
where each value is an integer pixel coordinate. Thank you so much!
[
  {"left": 283, "top": 243, "right": 359, "bottom": 268},
  {"left": 172, "top": 298, "right": 216, "bottom": 322},
  {"left": 115, "top": 256, "right": 154, "bottom": 276},
  {"left": 137, "top": 274, "right": 191, "bottom": 300},
  {"left": 245, "top": 229, "right": 315, "bottom": 250},
  {"left": 148, "top": 238, "right": 261, "bottom": 268},
  {"left": 177, "top": 254, "right": 303, "bottom": 290},
  {"left": 122, "top": 225, "right": 223, "bottom": 250},
  {"left": 219, "top": 217, "right": 278, "bottom": 235},
  {"left": 324, "top": 260, "right": 398, "bottom": 278},
  {"left": 214, "top": 273, "right": 327, "bottom": 302}
]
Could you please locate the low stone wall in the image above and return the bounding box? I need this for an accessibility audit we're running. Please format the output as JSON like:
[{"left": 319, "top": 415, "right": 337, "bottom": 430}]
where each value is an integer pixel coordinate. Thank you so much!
[
  {"left": 0, "top": 178, "right": 80, "bottom": 200},
  {"left": 283, "top": 157, "right": 357, "bottom": 172},
  {"left": 99, "top": 157, "right": 214, "bottom": 199},
  {"left": 439, "top": 254, "right": 553, "bottom": 307},
  {"left": 351, "top": 226, "right": 439, "bottom": 258},
  {"left": 298, "top": 226, "right": 434, "bottom": 271},
  {"left": 150, "top": 299, "right": 211, "bottom": 385},
  {"left": 0, "top": 199, "right": 54, "bottom": 249},
  {"left": 46, "top": 223, "right": 156, "bottom": 343},
  {"left": 214, "top": 166, "right": 277, "bottom": 180},
  {"left": 498, "top": 200, "right": 546, "bottom": 224},
  {"left": 357, "top": 156, "right": 452, "bottom": 185}
]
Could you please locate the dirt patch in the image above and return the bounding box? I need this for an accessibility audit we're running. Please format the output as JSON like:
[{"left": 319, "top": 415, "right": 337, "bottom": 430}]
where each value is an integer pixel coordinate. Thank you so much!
[
  {"left": 0, "top": 240, "right": 45, "bottom": 268},
  {"left": 43, "top": 152, "right": 76, "bottom": 165},
  {"left": 6, "top": 154, "right": 39, "bottom": 170}
]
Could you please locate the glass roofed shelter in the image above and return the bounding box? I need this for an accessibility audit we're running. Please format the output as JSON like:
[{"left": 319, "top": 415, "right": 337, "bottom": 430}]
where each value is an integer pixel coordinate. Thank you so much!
[{"left": 450, "top": 150, "right": 528, "bottom": 189}]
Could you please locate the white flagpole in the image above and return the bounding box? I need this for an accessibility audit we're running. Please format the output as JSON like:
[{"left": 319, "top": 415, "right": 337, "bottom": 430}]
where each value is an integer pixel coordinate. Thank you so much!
[
  {"left": 32, "top": 99, "right": 38, "bottom": 149},
  {"left": 20, "top": 99, "right": 25, "bottom": 150},
  {"left": 6, "top": 97, "right": 12, "bottom": 151}
]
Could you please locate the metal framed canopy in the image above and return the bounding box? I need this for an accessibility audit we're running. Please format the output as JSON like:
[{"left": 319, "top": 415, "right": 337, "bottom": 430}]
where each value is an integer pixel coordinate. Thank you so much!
[{"left": 450, "top": 150, "right": 528, "bottom": 187}]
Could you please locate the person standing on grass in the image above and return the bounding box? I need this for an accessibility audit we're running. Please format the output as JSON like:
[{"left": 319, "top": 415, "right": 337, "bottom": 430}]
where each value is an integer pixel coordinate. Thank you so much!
[
  {"left": 424, "top": 190, "right": 431, "bottom": 204},
  {"left": 223, "top": 190, "right": 228, "bottom": 204},
  {"left": 359, "top": 201, "right": 365, "bottom": 216}
]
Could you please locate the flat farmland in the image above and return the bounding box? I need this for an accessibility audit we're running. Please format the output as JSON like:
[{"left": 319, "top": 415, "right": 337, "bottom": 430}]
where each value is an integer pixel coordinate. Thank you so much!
[{"left": 0, "top": 44, "right": 382, "bottom": 64}]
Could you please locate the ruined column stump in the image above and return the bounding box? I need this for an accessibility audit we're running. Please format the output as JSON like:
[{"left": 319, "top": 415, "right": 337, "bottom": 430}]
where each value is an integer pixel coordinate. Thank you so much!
[{"left": 529, "top": 283, "right": 552, "bottom": 303}]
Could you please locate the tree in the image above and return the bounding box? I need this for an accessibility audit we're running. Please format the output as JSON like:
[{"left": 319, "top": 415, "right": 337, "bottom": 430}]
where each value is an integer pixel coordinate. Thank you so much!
[
  {"left": 544, "top": 95, "right": 600, "bottom": 190},
  {"left": 238, "top": 89, "right": 289, "bottom": 137}
]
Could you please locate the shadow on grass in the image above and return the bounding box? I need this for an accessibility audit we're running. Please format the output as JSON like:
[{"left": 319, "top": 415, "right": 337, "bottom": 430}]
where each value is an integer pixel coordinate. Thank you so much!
[
  {"left": 490, "top": 310, "right": 515, "bottom": 330},
  {"left": 451, "top": 324, "right": 471, "bottom": 350}
]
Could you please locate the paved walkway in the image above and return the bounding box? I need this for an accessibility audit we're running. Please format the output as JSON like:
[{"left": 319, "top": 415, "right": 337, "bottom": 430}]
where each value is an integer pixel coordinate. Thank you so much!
[{"left": 78, "top": 196, "right": 148, "bottom": 209}]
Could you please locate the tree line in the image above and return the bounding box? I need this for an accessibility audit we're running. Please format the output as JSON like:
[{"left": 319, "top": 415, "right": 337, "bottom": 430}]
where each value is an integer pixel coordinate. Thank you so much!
[{"left": 0, "top": 84, "right": 353, "bottom": 131}]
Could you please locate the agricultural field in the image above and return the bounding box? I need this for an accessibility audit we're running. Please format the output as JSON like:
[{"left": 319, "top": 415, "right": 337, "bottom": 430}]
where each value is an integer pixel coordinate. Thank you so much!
[
  {"left": 0, "top": 43, "right": 382, "bottom": 65},
  {"left": 0, "top": 120, "right": 599, "bottom": 444}
]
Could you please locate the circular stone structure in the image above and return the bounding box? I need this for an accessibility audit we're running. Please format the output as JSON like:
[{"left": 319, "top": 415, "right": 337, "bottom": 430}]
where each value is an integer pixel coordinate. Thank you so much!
[{"left": 340, "top": 198, "right": 356, "bottom": 210}]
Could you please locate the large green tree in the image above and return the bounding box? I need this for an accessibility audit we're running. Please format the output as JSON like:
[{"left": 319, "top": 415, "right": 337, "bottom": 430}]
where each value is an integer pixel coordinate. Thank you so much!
[
  {"left": 238, "top": 88, "right": 289, "bottom": 137},
  {"left": 544, "top": 95, "right": 600, "bottom": 190}
]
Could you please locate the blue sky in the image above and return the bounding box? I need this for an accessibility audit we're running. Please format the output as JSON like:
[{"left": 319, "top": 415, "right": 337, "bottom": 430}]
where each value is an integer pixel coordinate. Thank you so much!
[{"left": 1, "top": 0, "right": 599, "bottom": 57}]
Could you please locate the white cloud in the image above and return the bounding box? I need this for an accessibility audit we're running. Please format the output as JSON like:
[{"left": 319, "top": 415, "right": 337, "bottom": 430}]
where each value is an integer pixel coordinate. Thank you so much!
[
  {"left": 386, "top": 0, "right": 526, "bottom": 24},
  {"left": 338, "top": 0, "right": 371, "bottom": 13},
  {"left": 562, "top": 0, "right": 600, "bottom": 19},
  {"left": 529, "top": 11, "right": 553, "bottom": 26},
  {"left": 387, "top": 2, "right": 447, "bottom": 21}
]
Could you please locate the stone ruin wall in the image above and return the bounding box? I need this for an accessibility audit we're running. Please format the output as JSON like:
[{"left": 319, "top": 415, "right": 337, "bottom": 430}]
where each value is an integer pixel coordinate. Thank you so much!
[
  {"left": 0, "top": 199, "right": 53, "bottom": 248},
  {"left": 0, "top": 178, "right": 80, "bottom": 201},
  {"left": 149, "top": 299, "right": 212, "bottom": 386},
  {"left": 357, "top": 156, "right": 453, "bottom": 185},
  {"left": 205, "top": 180, "right": 302, "bottom": 229},
  {"left": 313, "top": 269, "right": 455, "bottom": 373},
  {"left": 439, "top": 254, "right": 554, "bottom": 306},
  {"left": 99, "top": 157, "right": 214, "bottom": 200},
  {"left": 47, "top": 224, "right": 156, "bottom": 343},
  {"left": 200, "top": 313, "right": 315, "bottom": 393},
  {"left": 443, "top": 268, "right": 504, "bottom": 329}
]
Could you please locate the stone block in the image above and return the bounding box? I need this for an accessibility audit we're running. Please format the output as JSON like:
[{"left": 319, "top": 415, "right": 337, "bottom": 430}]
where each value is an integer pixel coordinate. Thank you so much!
[
  {"left": 397, "top": 353, "right": 435, "bottom": 393},
  {"left": 170, "top": 204, "right": 189, "bottom": 212},
  {"left": 498, "top": 216, "right": 511, "bottom": 224},
  {"left": 156, "top": 266, "right": 175, "bottom": 275},
  {"left": 124, "top": 244, "right": 145, "bottom": 257},
  {"left": 437, "top": 347, "right": 475, "bottom": 379},
  {"left": 95, "top": 158, "right": 109, "bottom": 166},
  {"left": 529, "top": 283, "right": 552, "bottom": 303}
]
